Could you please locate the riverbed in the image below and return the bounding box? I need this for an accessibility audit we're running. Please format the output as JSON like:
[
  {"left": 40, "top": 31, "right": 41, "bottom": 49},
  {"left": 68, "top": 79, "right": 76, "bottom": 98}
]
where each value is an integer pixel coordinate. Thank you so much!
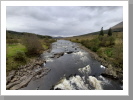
[{"left": 21, "top": 40, "right": 122, "bottom": 90}]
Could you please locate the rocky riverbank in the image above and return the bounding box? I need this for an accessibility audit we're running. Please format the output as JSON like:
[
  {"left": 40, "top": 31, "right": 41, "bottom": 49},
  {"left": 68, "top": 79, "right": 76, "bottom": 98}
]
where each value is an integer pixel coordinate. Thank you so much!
[
  {"left": 77, "top": 43, "right": 123, "bottom": 84},
  {"left": 6, "top": 58, "right": 51, "bottom": 90}
]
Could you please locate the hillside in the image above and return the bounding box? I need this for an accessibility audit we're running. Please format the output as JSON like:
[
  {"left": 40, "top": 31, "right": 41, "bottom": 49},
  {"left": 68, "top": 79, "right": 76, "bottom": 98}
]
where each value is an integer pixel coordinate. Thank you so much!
[
  {"left": 111, "top": 22, "right": 123, "bottom": 32},
  {"left": 6, "top": 30, "right": 52, "bottom": 39},
  {"left": 72, "top": 21, "right": 123, "bottom": 38}
]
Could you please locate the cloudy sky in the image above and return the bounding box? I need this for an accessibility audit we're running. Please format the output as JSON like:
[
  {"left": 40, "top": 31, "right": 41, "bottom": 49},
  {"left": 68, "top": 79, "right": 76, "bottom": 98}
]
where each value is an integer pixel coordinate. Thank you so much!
[{"left": 6, "top": 6, "right": 123, "bottom": 37}]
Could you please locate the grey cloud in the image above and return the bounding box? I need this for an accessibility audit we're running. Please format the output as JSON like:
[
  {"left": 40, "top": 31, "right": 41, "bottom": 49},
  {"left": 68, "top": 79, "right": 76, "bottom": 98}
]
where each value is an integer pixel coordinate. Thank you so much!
[{"left": 6, "top": 6, "right": 123, "bottom": 37}]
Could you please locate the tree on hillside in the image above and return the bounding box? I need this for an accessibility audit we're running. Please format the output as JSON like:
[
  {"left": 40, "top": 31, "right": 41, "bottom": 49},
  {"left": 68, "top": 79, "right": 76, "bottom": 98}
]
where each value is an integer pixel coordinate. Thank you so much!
[
  {"left": 108, "top": 28, "right": 112, "bottom": 36},
  {"left": 99, "top": 27, "right": 104, "bottom": 36}
]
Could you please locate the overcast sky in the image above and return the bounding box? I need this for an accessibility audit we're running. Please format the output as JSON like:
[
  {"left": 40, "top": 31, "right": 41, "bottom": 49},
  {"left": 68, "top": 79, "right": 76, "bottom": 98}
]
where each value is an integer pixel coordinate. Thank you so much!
[{"left": 6, "top": 6, "right": 123, "bottom": 37}]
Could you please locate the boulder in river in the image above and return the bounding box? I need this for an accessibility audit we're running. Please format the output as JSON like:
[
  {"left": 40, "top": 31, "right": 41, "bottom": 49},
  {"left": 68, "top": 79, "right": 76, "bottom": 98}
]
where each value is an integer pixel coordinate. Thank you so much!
[
  {"left": 54, "top": 52, "right": 64, "bottom": 58},
  {"left": 66, "top": 51, "right": 73, "bottom": 54}
]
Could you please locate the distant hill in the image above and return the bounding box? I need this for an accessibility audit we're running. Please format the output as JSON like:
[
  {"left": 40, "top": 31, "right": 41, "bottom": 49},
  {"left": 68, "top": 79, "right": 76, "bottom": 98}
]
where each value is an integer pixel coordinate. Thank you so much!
[
  {"left": 6, "top": 30, "right": 52, "bottom": 39},
  {"left": 52, "top": 36, "right": 64, "bottom": 39},
  {"left": 111, "top": 22, "right": 123, "bottom": 32},
  {"left": 74, "top": 21, "right": 123, "bottom": 37}
]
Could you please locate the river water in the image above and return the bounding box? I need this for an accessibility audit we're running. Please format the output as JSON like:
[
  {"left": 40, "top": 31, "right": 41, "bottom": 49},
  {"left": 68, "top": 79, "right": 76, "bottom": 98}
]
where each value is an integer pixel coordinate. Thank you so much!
[{"left": 21, "top": 40, "right": 122, "bottom": 90}]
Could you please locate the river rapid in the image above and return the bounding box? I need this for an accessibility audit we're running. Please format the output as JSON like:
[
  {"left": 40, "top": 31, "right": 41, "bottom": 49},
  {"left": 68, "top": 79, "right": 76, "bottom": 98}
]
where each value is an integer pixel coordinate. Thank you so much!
[{"left": 21, "top": 40, "right": 122, "bottom": 90}]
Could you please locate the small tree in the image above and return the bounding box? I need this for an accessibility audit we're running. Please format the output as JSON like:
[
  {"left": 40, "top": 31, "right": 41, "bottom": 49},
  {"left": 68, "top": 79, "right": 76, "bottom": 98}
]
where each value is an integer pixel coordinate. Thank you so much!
[
  {"left": 99, "top": 27, "right": 104, "bottom": 36},
  {"left": 108, "top": 28, "right": 112, "bottom": 36}
]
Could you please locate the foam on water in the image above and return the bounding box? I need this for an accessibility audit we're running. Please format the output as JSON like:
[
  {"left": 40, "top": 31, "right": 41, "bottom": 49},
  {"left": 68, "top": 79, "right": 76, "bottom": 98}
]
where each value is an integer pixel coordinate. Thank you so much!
[
  {"left": 54, "top": 75, "right": 103, "bottom": 90},
  {"left": 80, "top": 56, "right": 88, "bottom": 62},
  {"left": 72, "top": 51, "right": 89, "bottom": 64},
  {"left": 100, "top": 65, "right": 105, "bottom": 69},
  {"left": 88, "top": 76, "right": 103, "bottom": 90},
  {"left": 98, "top": 75, "right": 111, "bottom": 85},
  {"left": 69, "top": 75, "right": 88, "bottom": 90},
  {"left": 73, "top": 51, "right": 87, "bottom": 57},
  {"left": 78, "top": 65, "right": 91, "bottom": 75},
  {"left": 64, "top": 53, "right": 67, "bottom": 55},
  {"left": 54, "top": 75, "right": 88, "bottom": 90},
  {"left": 43, "top": 63, "right": 46, "bottom": 66},
  {"left": 46, "top": 58, "right": 54, "bottom": 62},
  {"left": 54, "top": 78, "right": 74, "bottom": 90}
]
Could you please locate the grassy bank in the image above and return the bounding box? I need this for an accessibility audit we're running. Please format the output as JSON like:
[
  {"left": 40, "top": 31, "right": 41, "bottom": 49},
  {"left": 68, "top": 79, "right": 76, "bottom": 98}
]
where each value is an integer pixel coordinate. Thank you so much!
[
  {"left": 7, "top": 44, "right": 27, "bottom": 57},
  {"left": 6, "top": 30, "right": 56, "bottom": 73}
]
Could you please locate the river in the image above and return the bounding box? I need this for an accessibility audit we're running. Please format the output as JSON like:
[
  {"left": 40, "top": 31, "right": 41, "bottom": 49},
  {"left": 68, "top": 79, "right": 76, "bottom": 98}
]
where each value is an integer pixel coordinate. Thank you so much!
[{"left": 21, "top": 40, "right": 122, "bottom": 90}]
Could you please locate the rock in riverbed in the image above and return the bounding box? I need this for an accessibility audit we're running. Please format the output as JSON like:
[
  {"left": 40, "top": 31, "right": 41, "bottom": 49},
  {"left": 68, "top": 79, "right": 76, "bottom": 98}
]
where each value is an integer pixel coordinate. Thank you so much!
[
  {"left": 6, "top": 70, "right": 16, "bottom": 84},
  {"left": 54, "top": 52, "right": 64, "bottom": 58},
  {"left": 6, "top": 58, "right": 51, "bottom": 90}
]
